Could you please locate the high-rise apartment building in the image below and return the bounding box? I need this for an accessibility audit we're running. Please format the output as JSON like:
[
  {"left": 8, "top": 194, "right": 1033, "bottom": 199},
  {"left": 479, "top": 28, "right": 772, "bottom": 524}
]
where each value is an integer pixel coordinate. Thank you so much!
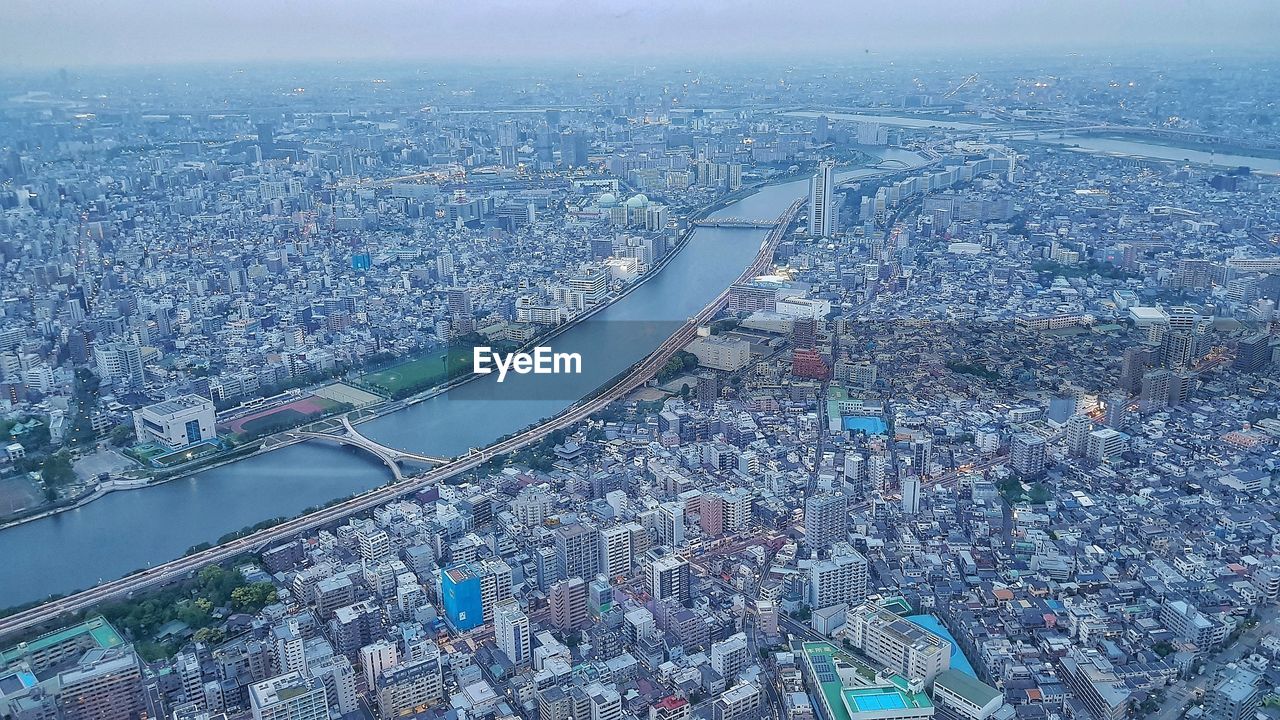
[
  {"left": 588, "top": 683, "right": 623, "bottom": 720},
  {"left": 1010, "top": 432, "right": 1047, "bottom": 476},
  {"left": 808, "top": 160, "right": 836, "bottom": 237},
  {"left": 901, "top": 475, "right": 920, "bottom": 515},
  {"left": 374, "top": 649, "right": 443, "bottom": 720},
  {"left": 556, "top": 523, "right": 601, "bottom": 581},
  {"left": 248, "top": 673, "right": 328, "bottom": 720},
  {"left": 598, "top": 524, "right": 634, "bottom": 579},
  {"left": 550, "top": 576, "right": 589, "bottom": 630},
  {"left": 712, "top": 682, "right": 762, "bottom": 720},
  {"left": 359, "top": 640, "right": 399, "bottom": 690},
  {"left": 494, "top": 599, "right": 531, "bottom": 665},
  {"left": 94, "top": 342, "right": 145, "bottom": 388},
  {"left": 722, "top": 488, "right": 753, "bottom": 532},
  {"left": 658, "top": 501, "right": 685, "bottom": 548},
  {"left": 645, "top": 548, "right": 691, "bottom": 606},
  {"left": 1065, "top": 413, "right": 1091, "bottom": 457},
  {"left": 58, "top": 646, "right": 144, "bottom": 720},
  {"left": 439, "top": 559, "right": 513, "bottom": 632},
  {"left": 709, "top": 632, "right": 749, "bottom": 686},
  {"left": 804, "top": 493, "right": 848, "bottom": 550},
  {"left": 808, "top": 550, "right": 869, "bottom": 610}
]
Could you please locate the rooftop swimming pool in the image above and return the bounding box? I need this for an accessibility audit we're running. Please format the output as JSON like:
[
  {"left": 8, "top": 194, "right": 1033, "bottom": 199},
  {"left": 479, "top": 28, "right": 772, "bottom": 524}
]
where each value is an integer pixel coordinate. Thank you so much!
[
  {"left": 847, "top": 689, "right": 908, "bottom": 712},
  {"left": 843, "top": 416, "right": 887, "bottom": 434}
]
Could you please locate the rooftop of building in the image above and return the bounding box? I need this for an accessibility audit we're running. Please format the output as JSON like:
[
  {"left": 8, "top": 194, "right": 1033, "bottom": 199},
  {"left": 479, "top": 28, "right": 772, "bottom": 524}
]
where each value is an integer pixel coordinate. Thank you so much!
[
  {"left": 851, "top": 603, "right": 950, "bottom": 656},
  {"left": 0, "top": 616, "right": 123, "bottom": 665},
  {"left": 250, "top": 672, "right": 319, "bottom": 706},
  {"left": 933, "top": 668, "right": 1001, "bottom": 708},
  {"left": 841, "top": 682, "right": 933, "bottom": 717},
  {"left": 142, "top": 394, "right": 212, "bottom": 416},
  {"left": 800, "top": 642, "right": 881, "bottom": 720}
]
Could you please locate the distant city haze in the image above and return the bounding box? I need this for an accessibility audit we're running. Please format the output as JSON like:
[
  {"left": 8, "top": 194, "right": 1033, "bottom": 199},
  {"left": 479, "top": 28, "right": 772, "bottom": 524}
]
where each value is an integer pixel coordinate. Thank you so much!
[{"left": 3, "top": 0, "right": 1279, "bottom": 69}]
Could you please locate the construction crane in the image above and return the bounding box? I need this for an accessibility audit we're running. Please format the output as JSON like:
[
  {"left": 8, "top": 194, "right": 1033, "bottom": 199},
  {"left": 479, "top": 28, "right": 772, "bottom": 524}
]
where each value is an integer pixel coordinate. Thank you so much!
[{"left": 944, "top": 73, "right": 979, "bottom": 99}]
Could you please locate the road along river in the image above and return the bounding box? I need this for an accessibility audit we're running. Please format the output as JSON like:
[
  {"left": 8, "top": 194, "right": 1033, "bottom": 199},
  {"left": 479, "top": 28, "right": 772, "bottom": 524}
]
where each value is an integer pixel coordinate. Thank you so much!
[{"left": 0, "top": 150, "right": 927, "bottom": 611}]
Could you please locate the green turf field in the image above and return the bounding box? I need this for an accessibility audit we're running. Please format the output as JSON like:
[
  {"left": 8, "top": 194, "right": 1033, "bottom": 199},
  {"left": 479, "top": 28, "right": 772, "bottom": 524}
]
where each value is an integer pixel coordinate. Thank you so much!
[{"left": 359, "top": 347, "right": 474, "bottom": 396}]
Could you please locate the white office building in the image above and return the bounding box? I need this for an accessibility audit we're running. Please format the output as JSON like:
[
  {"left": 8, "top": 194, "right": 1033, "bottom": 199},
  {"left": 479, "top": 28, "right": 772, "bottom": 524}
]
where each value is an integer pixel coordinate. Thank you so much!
[
  {"left": 843, "top": 602, "right": 951, "bottom": 685},
  {"left": 132, "top": 395, "right": 216, "bottom": 449},
  {"left": 687, "top": 336, "right": 752, "bottom": 371},
  {"left": 495, "top": 599, "right": 531, "bottom": 665}
]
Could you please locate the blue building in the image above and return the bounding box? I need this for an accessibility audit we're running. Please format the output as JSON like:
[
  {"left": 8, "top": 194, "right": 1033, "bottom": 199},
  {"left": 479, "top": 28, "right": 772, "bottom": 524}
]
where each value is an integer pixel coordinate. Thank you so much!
[{"left": 440, "top": 564, "right": 484, "bottom": 632}]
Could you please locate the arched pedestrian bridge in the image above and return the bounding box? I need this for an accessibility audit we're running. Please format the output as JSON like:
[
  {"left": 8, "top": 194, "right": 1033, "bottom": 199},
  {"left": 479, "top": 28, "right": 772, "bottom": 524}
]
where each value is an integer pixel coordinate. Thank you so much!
[{"left": 286, "top": 415, "right": 451, "bottom": 480}]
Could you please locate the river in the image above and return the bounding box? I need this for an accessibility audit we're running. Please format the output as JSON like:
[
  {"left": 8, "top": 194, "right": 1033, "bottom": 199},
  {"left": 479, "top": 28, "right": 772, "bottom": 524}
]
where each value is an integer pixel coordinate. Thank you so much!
[
  {"left": 0, "top": 444, "right": 391, "bottom": 609},
  {"left": 1040, "top": 136, "right": 1280, "bottom": 175},
  {"left": 783, "top": 110, "right": 990, "bottom": 131},
  {"left": 359, "top": 169, "right": 882, "bottom": 456},
  {"left": 0, "top": 149, "right": 925, "bottom": 610},
  {"left": 785, "top": 109, "right": 1280, "bottom": 174}
]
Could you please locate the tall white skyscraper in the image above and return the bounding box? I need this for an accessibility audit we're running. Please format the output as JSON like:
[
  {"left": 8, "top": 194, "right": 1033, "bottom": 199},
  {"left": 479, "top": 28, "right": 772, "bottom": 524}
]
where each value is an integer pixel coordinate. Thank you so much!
[
  {"left": 598, "top": 524, "right": 634, "bottom": 579},
  {"left": 495, "top": 599, "right": 531, "bottom": 665},
  {"left": 359, "top": 640, "right": 399, "bottom": 690},
  {"left": 808, "top": 160, "right": 836, "bottom": 237},
  {"left": 901, "top": 476, "right": 920, "bottom": 515}
]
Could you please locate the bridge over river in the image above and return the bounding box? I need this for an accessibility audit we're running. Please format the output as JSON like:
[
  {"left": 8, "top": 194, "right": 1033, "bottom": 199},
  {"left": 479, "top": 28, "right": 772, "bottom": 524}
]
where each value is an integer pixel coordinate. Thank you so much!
[
  {"left": 690, "top": 217, "right": 780, "bottom": 229},
  {"left": 282, "top": 416, "right": 452, "bottom": 480}
]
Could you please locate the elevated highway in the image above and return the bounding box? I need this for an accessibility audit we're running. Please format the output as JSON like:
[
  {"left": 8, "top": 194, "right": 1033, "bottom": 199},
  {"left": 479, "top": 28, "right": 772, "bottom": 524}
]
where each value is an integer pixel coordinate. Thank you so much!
[
  {"left": 691, "top": 217, "right": 780, "bottom": 229},
  {"left": 0, "top": 199, "right": 805, "bottom": 644}
]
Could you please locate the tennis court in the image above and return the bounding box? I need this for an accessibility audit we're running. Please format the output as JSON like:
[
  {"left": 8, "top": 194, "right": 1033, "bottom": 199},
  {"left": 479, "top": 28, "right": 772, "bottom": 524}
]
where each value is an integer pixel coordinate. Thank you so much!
[{"left": 312, "top": 382, "right": 383, "bottom": 407}]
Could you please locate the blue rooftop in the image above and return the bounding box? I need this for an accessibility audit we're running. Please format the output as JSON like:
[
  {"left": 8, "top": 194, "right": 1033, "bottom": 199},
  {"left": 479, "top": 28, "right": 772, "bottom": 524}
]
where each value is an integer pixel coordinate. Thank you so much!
[
  {"left": 843, "top": 416, "right": 887, "bottom": 434},
  {"left": 906, "top": 614, "right": 976, "bottom": 677}
]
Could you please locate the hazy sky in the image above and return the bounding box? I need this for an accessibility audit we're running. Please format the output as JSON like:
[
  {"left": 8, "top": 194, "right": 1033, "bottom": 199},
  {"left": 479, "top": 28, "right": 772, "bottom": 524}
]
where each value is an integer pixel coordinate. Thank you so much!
[{"left": 4, "top": 0, "right": 1278, "bottom": 68}]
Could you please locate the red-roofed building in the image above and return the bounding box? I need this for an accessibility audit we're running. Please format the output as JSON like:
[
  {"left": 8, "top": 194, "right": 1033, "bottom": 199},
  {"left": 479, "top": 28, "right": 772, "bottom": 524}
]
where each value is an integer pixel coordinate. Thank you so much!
[{"left": 651, "top": 696, "right": 690, "bottom": 720}]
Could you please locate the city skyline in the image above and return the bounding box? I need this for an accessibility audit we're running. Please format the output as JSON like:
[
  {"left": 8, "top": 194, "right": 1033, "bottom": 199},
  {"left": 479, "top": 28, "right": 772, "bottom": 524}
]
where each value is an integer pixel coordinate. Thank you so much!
[
  {"left": 1, "top": 10, "right": 1279, "bottom": 720},
  {"left": 3, "top": 0, "right": 1279, "bottom": 69}
]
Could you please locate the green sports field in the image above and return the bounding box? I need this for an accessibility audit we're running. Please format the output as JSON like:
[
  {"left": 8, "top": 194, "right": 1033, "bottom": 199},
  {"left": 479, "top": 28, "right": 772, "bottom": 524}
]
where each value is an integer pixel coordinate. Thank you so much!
[{"left": 359, "top": 347, "right": 474, "bottom": 396}]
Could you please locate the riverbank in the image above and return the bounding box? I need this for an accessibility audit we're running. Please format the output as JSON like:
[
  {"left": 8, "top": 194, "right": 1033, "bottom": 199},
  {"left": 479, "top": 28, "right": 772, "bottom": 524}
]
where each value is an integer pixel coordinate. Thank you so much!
[
  {"left": 0, "top": 169, "right": 792, "bottom": 532},
  {"left": 353, "top": 149, "right": 932, "bottom": 459},
  {"left": 0, "top": 149, "right": 934, "bottom": 610},
  {"left": 1069, "top": 131, "right": 1280, "bottom": 161},
  {"left": 0, "top": 439, "right": 276, "bottom": 532},
  {"left": 1027, "top": 136, "right": 1280, "bottom": 175},
  {"left": 0, "top": 193, "right": 807, "bottom": 633}
]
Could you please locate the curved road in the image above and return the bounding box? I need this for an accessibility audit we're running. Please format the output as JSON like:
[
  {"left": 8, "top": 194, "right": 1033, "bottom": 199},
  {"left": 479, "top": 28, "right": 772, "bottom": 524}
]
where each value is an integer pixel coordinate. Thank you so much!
[{"left": 0, "top": 201, "right": 804, "bottom": 644}]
